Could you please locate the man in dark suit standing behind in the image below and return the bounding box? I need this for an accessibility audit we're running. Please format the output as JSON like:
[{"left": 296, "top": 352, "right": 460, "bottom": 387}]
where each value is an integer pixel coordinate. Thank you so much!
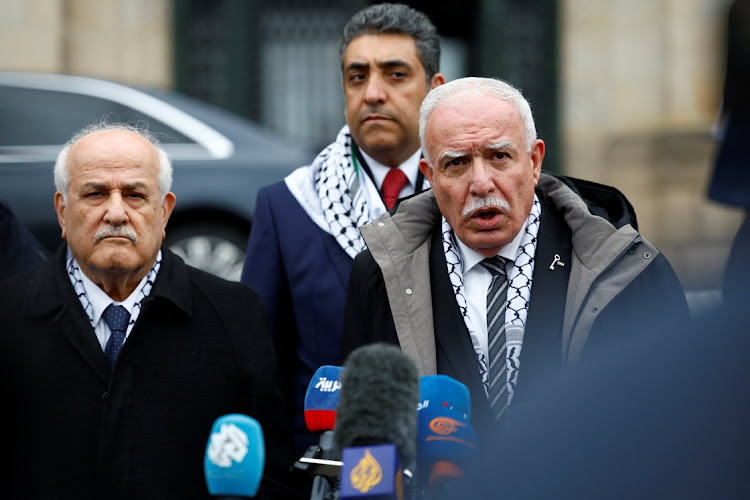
[
  {"left": 0, "top": 123, "right": 302, "bottom": 499},
  {"left": 241, "top": 3, "right": 445, "bottom": 456}
]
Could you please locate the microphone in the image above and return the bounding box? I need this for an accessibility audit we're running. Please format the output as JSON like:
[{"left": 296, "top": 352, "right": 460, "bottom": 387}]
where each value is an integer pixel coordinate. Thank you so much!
[
  {"left": 299, "top": 365, "right": 344, "bottom": 500},
  {"left": 304, "top": 365, "right": 343, "bottom": 432},
  {"left": 418, "top": 375, "right": 471, "bottom": 422},
  {"left": 416, "top": 405, "right": 478, "bottom": 498},
  {"left": 334, "top": 343, "right": 420, "bottom": 499},
  {"left": 204, "top": 414, "right": 265, "bottom": 498}
]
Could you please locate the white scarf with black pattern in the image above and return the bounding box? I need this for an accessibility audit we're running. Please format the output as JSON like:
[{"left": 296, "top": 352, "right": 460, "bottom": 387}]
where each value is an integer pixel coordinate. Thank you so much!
[
  {"left": 285, "top": 125, "right": 369, "bottom": 259},
  {"left": 442, "top": 195, "right": 541, "bottom": 404}
]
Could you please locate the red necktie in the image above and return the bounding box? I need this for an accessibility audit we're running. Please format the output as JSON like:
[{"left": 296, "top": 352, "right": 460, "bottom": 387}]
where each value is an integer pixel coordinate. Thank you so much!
[{"left": 381, "top": 168, "right": 408, "bottom": 211}]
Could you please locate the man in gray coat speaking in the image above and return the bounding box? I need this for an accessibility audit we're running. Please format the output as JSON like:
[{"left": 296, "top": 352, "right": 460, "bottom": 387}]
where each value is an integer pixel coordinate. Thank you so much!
[{"left": 340, "top": 77, "right": 690, "bottom": 443}]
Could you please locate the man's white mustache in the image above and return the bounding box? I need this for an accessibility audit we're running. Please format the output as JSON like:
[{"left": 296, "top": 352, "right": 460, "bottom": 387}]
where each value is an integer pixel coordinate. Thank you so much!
[
  {"left": 462, "top": 196, "right": 510, "bottom": 217},
  {"left": 95, "top": 225, "right": 138, "bottom": 245}
]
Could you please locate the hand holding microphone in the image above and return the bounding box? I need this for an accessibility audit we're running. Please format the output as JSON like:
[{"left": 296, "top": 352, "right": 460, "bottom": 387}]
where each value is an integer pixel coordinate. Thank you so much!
[{"left": 204, "top": 414, "right": 265, "bottom": 498}]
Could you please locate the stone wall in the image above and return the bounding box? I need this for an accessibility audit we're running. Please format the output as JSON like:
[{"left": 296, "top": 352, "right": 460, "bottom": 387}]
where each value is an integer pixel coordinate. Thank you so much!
[
  {"left": 561, "top": 0, "right": 743, "bottom": 290},
  {"left": 0, "top": 0, "right": 171, "bottom": 86}
]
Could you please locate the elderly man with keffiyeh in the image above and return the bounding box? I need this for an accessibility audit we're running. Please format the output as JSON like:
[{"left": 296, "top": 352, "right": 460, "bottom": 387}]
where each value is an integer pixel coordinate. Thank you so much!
[
  {"left": 240, "top": 3, "right": 445, "bottom": 456},
  {"left": 340, "top": 77, "right": 692, "bottom": 446}
]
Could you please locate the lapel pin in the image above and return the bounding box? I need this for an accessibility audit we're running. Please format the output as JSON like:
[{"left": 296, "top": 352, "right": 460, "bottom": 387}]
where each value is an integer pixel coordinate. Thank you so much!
[{"left": 549, "top": 254, "right": 566, "bottom": 270}]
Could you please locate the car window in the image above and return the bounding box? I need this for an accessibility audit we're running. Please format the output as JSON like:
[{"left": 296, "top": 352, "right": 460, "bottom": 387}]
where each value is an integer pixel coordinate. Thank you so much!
[{"left": 0, "top": 86, "right": 194, "bottom": 146}]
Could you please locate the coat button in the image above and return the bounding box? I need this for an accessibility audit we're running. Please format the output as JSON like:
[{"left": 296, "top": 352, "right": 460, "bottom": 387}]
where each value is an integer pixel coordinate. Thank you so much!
[
  {"left": 643, "top": 251, "right": 652, "bottom": 259},
  {"left": 405, "top": 288, "right": 413, "bottom": 295}
]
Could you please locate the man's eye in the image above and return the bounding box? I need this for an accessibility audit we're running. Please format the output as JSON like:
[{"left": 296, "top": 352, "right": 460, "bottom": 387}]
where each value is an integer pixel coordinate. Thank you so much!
[
  {"left": 494, "top": 152, "right": 509, "bottom": 160},
  {"left": 446, "top": 158, "right": 463, "bottom": 167},
  {"left": 349, "top": 74, "right": 365, "bottom": 82},
  {"left": 85, "top": 192, "right": 103, "bottom": 198},
  {"left": 127, "top": 192, "right": 145, "bottom": 199},
  {"left": 390, "top": 71, "right": 407, "bottom": 79}
]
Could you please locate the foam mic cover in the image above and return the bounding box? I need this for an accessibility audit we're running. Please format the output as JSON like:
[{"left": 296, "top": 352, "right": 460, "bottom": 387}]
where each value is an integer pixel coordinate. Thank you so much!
[
  {"left": 304, "top": 365, "right": 343, "bottom": 432},
  {"left": 334, "top": 343, "right": 420, "bottom": 470},
  {"left": 418, "top": 375, "right": 471, "bottom": 422},
  {"left": 204, "top": 414, "right": 265, "bottom": 498}
]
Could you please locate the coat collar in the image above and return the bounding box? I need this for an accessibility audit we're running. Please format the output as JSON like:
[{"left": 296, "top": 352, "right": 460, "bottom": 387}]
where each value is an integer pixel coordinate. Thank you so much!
[{"left": 23, "top": 244, "right": 193, "bottom": 319}]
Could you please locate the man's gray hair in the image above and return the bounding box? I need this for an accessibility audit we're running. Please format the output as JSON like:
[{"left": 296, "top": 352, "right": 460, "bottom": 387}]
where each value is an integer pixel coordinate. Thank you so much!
[
  {"left": 54, "top": 122, "right": 173, "bottom": 202},
  {"left": 339, "top": 3, "right": 440, "bottom": 83},
  {"left": 419, "top": 77, "right": 538, "bottom": 166}
]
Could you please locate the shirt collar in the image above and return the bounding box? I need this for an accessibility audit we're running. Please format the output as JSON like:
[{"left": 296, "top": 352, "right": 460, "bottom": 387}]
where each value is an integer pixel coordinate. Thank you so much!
[
  {"left": 359, "top": 148, "right": 422, "bottom": 189},
  {"left": 67, "top": 247, "right": 160, "bottom": 323}
]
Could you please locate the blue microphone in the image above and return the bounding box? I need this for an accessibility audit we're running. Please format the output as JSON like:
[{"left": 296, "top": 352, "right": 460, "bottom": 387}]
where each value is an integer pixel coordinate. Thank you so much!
[
  {"left": 417, "top": 404, "right": 478, "bottom": 497},
  {"left": 204, "top": 414, "right": 265, "bottom": 498},
  {"left": 305, "top": 365, "right": 343, "bottom": 432},
  {"left": 303, "top": 365, "right": 344, "bottom": 500},
  {"left": 418, "top": 374, "right": 471, "bottom": 422}
]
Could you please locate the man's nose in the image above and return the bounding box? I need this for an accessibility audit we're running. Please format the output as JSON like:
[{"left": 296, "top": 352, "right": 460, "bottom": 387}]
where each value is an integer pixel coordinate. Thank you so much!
[
  {"left": 364, "top": 74, "right": 387, "bottom": 104},
  {"left": 470, "top": 159, "right": 494, "bottom": 196},
  {"left": 104, "top": 193, "right": 129, "bottom": 225}
]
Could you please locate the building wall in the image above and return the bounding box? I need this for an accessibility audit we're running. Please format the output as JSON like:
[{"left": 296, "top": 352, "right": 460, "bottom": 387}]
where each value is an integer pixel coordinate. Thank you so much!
[
  {"left": 0, "top": 0, "right": 171, "bottom": 86},
  {"left": 562, "top": 0, "right": 743, "bottom": 289}
]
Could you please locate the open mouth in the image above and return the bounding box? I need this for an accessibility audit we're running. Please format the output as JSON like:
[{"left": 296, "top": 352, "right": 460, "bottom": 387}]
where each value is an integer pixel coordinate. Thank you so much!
[
  {"left": 476, "top": 209, "right": 499, "bottom": 220},
  {"left": 472, "top": 207, "right": 501, "bottom": 219}
]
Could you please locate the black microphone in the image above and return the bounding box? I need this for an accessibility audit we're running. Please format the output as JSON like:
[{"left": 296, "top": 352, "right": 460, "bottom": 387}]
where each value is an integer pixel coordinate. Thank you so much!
[{"left": 334, "top": 343, "right": 420, "bottom": 499}]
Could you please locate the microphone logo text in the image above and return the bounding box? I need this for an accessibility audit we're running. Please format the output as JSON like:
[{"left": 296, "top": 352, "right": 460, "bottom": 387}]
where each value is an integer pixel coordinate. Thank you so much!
[{"left": 314, "top": 376, "right": 341, "bottom": 393}]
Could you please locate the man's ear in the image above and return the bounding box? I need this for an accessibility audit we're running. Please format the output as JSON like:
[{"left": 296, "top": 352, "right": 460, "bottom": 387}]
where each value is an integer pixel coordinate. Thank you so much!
[
  {"left": 54, "top": 192, "right": 67, "bottom": 240},
  {"left": 161, "top": 192, "right": 177, "bottom": 239},
  {"left": 430, "top": 73, "right": 446, "bottom": 90},
  {"left": 530, "top": 139, "right": 545, "bottom": 186},
  {"left": 419, "top": 158, "right": 434, "bottom": 187}
]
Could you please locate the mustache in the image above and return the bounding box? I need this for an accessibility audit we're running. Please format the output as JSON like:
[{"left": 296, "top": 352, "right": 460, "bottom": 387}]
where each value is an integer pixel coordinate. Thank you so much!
[
  {"left": 359, "top": 106, "right": 395, "bottom": 121},
  {"left": 95, "top": 225, "right": 138, "bottom": 245},
  {"left": 462, "top": 196, "right": 511, "bottom": 217}
]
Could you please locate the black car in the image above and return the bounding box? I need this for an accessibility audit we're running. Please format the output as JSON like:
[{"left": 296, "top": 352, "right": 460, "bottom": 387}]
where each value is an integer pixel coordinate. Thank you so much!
[{"left": 0, "top": 72, "right": 313, "bottom": 280}]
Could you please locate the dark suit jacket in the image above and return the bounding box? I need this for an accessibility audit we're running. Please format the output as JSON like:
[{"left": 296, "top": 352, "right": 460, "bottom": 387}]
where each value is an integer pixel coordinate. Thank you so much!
[
  {"left": 241, "top": 182, "right": 354, "bottom": 454},
  {"left": 342, "top": 190, "right": 689, "bottom": 443},
  {"left": 0, "top": 245, "right": 302, "bottom": 499}
]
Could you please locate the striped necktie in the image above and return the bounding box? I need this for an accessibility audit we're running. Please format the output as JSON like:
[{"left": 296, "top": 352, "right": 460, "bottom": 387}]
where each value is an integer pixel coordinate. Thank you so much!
[{"left": 481, "top": 256, "right": 510, "bottom": 422}]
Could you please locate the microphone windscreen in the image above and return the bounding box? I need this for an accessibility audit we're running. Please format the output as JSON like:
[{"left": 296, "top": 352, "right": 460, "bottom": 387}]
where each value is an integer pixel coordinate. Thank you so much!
[
  {"left": 204, "top": 414, "right": 264, "bottom": 497},
  {"left": 334, "top": 343, "right": 420, "bottom": 467},
  {"left": 418, "top": 375, "right": 471, "bottom": 421},
  {"left": 304, "top": 365, "right": 343, "bottom": 432}
]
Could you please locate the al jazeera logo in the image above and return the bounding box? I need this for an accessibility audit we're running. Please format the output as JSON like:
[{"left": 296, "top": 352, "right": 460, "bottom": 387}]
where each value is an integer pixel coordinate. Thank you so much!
[
  {"left": 350, "top": 449, "right": 383, "bottom": 493},
  {"left": 342, "top": 444, "right": 404, "bottom": 499},
  {"left": 427, "top": 416, "right": 476, "bottom": 447}
]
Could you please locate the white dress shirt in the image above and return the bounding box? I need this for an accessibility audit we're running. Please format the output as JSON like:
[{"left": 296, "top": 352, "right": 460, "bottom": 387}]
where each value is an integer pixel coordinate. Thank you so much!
[{"left": 456, "top": 216, "right": 531, "bottom": 360}]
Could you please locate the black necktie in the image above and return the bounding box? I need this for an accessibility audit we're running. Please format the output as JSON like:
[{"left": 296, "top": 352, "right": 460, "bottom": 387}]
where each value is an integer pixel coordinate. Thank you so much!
[{"left": 103, "top": 304, "right": 130, "bottom": 367}]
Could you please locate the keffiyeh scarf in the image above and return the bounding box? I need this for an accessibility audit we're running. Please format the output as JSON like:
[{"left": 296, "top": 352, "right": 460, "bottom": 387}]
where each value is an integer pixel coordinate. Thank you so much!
[{"left": 442, "top": 195, "right": 541, "bottom": 403}]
